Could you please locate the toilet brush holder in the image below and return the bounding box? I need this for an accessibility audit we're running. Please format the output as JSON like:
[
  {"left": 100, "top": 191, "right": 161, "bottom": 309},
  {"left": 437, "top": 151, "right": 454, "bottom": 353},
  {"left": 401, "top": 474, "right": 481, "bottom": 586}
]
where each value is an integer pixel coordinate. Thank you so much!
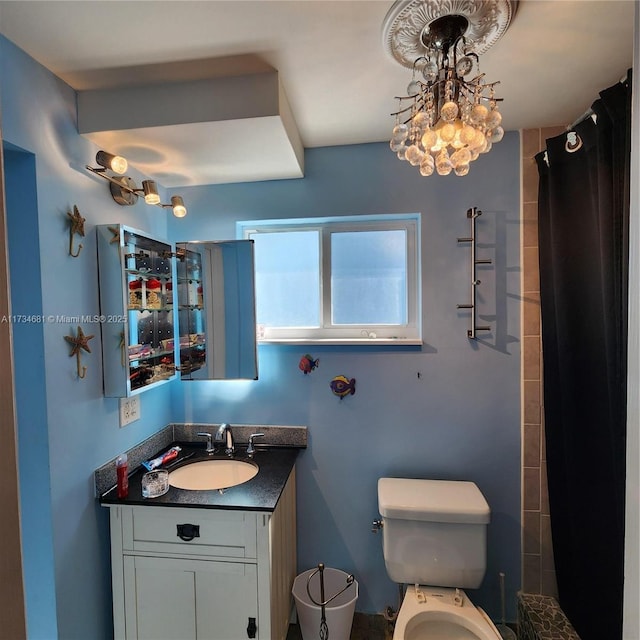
[{"left": 496, "top": 572, "right": 516, "bottom": 640}]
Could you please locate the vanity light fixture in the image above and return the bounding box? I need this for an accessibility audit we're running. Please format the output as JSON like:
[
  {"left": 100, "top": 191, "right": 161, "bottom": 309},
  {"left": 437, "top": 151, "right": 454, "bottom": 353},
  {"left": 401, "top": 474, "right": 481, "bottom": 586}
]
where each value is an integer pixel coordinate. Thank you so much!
[
  {"left": 382, "top": 0, "right": 517, "bottom": 177},
  {"left": 95, "top": 150, "right": 128, "bottom": 175},
  {"left": 142, "top": 180, "right": 161, "bottom": 205},
  {"left": 167, "top": 196, "right": 187, "bottom": 218},
  {"left": 86, "top": 150, "right": 188, "bottom": 217}
]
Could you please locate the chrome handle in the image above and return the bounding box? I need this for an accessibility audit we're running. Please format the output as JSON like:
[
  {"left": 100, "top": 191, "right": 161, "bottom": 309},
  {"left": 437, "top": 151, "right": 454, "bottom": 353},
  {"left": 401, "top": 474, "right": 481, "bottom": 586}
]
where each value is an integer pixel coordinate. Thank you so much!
[
  {"left": 196, "top": 431, "right": 214, "bottom": 453},
  {"left": 372, "top": 519, "right": 383, "bottom": 533},
  {"left": 247, "top": 433, "right": 265, "bottom": 455}
]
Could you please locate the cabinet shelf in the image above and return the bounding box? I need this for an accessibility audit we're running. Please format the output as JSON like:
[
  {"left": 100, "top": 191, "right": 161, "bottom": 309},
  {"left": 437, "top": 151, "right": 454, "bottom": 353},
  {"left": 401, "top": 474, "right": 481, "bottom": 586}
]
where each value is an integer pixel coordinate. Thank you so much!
[
  {"left": 125, "top": 269, "right": 172, "bottom": 280},
  {"left": 128, "top": 306, "right": 174, "bottom": 313},
  {"left": 129, "top": 348, "right": 175, "bottom": 363}
]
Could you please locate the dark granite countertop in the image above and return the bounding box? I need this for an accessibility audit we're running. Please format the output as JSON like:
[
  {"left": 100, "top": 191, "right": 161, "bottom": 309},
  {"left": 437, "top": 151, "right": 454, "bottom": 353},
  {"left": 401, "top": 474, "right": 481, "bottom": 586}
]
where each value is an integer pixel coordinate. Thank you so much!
[{"left": 100, "top": 442, "right": 300, "bottom": 513}]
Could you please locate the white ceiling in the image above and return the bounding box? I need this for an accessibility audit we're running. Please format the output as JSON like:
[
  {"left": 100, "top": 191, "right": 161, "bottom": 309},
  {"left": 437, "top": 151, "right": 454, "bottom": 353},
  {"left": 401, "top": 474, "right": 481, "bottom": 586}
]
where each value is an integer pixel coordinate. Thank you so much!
[{"left": 0, "top": 0, "right": 635, "bottom": 187}]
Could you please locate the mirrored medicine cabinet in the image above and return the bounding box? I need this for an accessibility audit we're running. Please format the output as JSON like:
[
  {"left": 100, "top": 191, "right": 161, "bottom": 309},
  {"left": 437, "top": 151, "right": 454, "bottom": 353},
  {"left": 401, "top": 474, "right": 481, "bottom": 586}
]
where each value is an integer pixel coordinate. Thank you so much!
[
  {"left": 96, "top": 225, "right": 257, "bottom": 397},
  {"left": 176, "top": 239, "right": 258, "bottom": 381}
]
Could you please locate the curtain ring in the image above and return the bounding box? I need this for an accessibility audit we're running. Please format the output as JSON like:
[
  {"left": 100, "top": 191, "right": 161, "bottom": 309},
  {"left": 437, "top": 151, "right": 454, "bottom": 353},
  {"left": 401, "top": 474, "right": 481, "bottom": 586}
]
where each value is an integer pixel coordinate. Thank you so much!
[{"left": 565, "top": 131, "right": 583, "bottom": 153}]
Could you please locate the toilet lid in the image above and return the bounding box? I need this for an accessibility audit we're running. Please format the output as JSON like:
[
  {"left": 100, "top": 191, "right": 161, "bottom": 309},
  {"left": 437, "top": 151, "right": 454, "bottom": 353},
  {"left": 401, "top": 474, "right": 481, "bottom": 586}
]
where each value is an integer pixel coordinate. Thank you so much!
[{"left": 378, "top": 478, "right": 490, "bottom": 524}]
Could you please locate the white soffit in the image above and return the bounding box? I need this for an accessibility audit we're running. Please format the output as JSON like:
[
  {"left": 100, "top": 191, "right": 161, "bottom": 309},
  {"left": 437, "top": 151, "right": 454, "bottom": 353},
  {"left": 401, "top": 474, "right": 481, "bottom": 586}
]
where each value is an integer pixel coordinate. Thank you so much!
[{"left": 77, "top": 69, "right": 304, "bottom": 187}]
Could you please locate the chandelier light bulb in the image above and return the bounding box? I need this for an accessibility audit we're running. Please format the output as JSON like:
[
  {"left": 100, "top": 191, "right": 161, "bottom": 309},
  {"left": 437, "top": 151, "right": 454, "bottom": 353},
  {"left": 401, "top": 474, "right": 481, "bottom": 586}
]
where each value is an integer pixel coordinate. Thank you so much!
[
  {"left": 470, "top": 129, "right": 487, "bottom": 149},
  {"left": 422, "top": 60, "right": 438, "bottom": 81},
  {"left": 455, "top": 57, "right": 474, "bottom": 77},
  {"left": 470, "top": 103, "right": 489, "bottom": 125},
  {"left": 412, "top": 112, "right": 429, "bottom": 129},
  {"left": 392, "top": 123, "right": 409, "bottom": 141},
  {"left": 440, "top": 101, "right": 459, "bottom": 122},
  {"left": 439, "top": 122, "right": 457, "bottom": 144},
  {"left": 405, "top": 144, "right": 424, "bottom": 166},
  {"left": 421, "top": 129, "right": 438, "bottom": 150},
  {"left": 488, "top": 126, "right": 505, "bottom": 143},
  {"left": 486, "top": 108, "right": 502, "bottom": 129},
  {"left": 419, "top": 158, "right": 435, "bottom": 176},
  {"left": 407, "top": 80, "right": 420, "bottom": 95},
  {"left": 460, "top": 124, "right": 477, "bottom": 145}
]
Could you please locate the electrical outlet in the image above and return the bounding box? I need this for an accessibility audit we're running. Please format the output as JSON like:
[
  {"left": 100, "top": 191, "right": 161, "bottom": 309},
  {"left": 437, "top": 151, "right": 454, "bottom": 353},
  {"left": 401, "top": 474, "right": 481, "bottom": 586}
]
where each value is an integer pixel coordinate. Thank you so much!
[{"left": 119, "top": 396, "right": 141, "bottom": 427}]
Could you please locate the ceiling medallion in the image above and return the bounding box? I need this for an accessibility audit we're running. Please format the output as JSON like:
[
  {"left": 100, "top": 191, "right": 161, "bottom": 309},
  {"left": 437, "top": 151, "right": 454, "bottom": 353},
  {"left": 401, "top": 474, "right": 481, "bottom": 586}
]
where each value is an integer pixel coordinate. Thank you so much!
[
  {"left": 382, "top": 0, "right": 518, "bottom": 177},
  {"left": 382, "top": 0, "right": 518, "bottom": 68}
]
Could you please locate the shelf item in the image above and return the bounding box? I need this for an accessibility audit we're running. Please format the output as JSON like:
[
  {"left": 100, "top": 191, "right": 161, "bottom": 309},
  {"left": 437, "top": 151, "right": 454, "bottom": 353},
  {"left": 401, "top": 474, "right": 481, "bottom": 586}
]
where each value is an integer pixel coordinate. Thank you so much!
[
  {"left": 456, "top": 207, "right": 493, "bottom": 339},
  {"left": 97, "top": 225, "right": 178, "bottom": 397}
]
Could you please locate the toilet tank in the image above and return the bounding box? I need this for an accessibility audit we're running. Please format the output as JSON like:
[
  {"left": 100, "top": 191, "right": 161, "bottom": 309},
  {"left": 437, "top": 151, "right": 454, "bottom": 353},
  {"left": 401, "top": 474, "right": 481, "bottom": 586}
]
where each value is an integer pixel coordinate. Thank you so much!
[{"left": 377, "top": 478, "right": 490, "bottom": 588}]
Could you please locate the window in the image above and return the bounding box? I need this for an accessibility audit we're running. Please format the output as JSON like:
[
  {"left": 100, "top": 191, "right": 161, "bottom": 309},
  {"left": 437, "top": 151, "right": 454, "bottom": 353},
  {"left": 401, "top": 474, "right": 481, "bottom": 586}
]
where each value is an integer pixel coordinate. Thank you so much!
[{"left": 238, "top": 214, "right": 421, "bottom": 344}]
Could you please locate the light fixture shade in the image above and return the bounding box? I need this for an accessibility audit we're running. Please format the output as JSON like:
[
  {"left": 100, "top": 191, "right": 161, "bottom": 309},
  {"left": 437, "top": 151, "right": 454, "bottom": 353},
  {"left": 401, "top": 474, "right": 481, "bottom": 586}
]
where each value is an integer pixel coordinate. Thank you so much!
[
  {"left": 96, "top": 150, "right": 128, "bottom": 175},
  {"left": 142, "top": 180, "right": 161, "bottom": 205},
  {"left": 171, "top": 196, "right": 187, "bottom": 218}
]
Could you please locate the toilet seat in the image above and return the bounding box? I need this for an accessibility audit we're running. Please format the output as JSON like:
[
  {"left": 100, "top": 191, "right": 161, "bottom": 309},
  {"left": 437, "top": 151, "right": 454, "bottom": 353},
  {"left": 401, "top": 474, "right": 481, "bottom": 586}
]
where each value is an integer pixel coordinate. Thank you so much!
[{"left": 393, "top": 586, "right": 502, "bottom": 640}]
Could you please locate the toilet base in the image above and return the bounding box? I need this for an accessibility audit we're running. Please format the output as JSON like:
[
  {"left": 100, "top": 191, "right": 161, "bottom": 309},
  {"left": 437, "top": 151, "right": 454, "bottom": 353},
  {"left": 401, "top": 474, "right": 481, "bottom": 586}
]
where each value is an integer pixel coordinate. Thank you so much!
[{"left": 393, "top": 586, "right": 502, "bottom": 640}]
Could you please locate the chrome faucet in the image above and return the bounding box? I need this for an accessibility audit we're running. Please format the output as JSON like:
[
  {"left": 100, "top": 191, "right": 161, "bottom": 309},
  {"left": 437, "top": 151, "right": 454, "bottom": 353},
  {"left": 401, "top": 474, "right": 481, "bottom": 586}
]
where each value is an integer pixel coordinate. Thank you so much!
[
  {"left": 196, "top": 431, "right": 215, "bottom": 454},
  {"left": 216, "top": 423, "right": 234, "bottom": 456}
]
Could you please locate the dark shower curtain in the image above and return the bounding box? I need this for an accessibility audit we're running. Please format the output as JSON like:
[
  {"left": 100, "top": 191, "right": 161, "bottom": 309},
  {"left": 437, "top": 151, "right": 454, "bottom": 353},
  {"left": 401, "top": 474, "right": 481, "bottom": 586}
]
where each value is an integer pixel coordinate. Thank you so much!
[{"left": 535, "top": 71, "right": 631, "bottom": 640}]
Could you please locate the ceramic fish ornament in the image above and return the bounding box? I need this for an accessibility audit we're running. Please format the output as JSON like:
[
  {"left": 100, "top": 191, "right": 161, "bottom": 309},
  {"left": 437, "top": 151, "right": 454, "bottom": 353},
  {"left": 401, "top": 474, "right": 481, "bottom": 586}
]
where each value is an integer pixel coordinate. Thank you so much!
[
  {"left": 299, "top": 354, "right": 319, "bottom": 374},
  {"left": 330, "top": 375, "right": 356, "bottom": 399}
]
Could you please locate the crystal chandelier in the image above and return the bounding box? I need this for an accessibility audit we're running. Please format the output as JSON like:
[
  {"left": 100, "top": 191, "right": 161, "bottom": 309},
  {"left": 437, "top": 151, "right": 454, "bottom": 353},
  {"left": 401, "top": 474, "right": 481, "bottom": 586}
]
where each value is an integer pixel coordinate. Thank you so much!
[{"left": 382, "top": 1, "right": 517, "bottom": 177}]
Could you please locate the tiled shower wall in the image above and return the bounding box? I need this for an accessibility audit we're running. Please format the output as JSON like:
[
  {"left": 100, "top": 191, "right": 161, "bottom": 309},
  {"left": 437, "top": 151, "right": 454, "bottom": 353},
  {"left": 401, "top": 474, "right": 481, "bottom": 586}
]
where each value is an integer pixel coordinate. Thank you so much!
[{"left": 521, "top": 127, "right": 564, "bottom": 596}]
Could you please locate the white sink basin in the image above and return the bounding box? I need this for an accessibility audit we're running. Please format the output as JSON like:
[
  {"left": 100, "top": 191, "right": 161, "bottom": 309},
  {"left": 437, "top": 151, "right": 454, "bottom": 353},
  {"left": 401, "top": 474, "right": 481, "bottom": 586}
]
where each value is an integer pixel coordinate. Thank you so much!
[{"left": 169, "top": 459, "right": 258, "bottom": 491}]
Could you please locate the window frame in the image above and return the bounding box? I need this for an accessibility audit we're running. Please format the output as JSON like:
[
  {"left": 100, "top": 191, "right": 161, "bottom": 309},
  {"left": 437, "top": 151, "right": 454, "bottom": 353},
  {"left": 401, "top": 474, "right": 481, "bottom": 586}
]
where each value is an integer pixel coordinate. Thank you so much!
[{"left": 238, "top": 214, "right": 422, "bottom": 344}]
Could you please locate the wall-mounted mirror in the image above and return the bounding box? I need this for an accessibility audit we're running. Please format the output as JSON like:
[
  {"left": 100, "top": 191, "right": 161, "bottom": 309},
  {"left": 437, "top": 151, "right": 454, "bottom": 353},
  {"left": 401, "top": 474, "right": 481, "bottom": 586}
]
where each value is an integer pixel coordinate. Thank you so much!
[{"left": 176, "top": 240, "right": 257, "bottom": 380}]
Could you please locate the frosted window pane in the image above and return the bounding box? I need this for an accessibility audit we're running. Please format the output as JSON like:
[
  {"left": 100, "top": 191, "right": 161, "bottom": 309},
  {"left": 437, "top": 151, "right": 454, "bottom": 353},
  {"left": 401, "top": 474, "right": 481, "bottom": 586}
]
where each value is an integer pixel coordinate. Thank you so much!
[
  {"left": 250, "top": 231, "right": 320, "bottom": 327},
  {"left": 331, "top": 230, "right": 407, "bottom": 324}
]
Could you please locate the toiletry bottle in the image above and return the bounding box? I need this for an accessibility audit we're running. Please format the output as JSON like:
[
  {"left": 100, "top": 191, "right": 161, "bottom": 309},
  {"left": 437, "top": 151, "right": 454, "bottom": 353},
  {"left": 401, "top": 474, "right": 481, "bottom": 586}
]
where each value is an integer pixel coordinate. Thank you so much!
[{"left": 116, "top": 453, "right": 129, "bottom": 499}]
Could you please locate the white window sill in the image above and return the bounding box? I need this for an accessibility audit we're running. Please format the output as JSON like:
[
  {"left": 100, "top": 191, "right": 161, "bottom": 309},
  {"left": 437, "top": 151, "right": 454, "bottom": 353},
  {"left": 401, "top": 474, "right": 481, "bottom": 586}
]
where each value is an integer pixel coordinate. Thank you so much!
[{"left": 258, "top": 338, "right": 423, "bottom": 346}]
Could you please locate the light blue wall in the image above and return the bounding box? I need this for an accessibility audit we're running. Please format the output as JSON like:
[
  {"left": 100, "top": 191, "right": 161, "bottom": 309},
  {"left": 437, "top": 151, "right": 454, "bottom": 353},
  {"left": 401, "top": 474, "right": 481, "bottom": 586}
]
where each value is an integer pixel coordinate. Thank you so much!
[
  {"left": 167, "top": 140, "right": 522, "bottom": 619},
  {"left": 1, "top": 28, "right": 521, "bottom": 636},
  {"left": 1, "top": 35, "right": 177, "bottom": 639},
  {"left": 4, "top": 142, "right": 57, "bottom": 639}
]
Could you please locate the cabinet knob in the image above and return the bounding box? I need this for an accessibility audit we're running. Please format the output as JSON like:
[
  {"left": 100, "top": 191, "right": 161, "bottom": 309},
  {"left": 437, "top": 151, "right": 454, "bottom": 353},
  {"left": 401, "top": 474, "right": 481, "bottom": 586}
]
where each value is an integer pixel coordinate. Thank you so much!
[
  {"left": 246, "top": 617, "right": 257, "bottom": 638},
  {"left": 176, "top": 523, "right": 200, "bottom": 541}
]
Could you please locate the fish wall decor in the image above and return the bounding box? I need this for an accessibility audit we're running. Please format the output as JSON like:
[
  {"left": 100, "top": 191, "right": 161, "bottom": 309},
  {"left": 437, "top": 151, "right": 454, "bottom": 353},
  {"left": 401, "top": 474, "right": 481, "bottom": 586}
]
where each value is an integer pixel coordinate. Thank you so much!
[
  {"left": 330, "top": 375, "right": 356, "bottom": 399},
  {"left": 299, "top": 354, "right": 319, "bottom": 374}
]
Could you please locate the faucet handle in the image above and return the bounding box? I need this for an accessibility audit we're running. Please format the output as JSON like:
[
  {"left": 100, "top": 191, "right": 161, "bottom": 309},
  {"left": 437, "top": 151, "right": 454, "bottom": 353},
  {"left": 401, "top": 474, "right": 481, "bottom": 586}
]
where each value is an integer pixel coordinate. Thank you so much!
[
  {"left": 247, "top": 433, "right": 265, "bottom": 455},
  {"left": 196, "top": 432, "right": 214, "bottom": 453}
]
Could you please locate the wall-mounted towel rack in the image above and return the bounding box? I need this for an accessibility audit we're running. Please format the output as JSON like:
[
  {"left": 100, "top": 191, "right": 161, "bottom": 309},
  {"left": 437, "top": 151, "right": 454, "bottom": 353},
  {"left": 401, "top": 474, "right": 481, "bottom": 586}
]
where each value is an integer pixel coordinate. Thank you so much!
[{"left": 457, "top": 207, "right": 492, "bottom": 339}]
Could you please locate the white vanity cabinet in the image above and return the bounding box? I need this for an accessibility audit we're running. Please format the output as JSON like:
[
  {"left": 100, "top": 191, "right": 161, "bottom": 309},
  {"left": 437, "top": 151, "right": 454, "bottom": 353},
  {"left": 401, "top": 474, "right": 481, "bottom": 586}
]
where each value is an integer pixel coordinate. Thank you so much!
[{"left": 107, "top": 471, "right": 296, "bottom": 640}]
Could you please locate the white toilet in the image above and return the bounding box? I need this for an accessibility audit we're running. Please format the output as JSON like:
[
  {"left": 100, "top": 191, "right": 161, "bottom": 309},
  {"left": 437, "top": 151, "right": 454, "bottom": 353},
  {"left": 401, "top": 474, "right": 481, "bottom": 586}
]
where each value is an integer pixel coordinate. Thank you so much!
[{"left": 377, "top": 477, "right": 502, "bottom": 640}]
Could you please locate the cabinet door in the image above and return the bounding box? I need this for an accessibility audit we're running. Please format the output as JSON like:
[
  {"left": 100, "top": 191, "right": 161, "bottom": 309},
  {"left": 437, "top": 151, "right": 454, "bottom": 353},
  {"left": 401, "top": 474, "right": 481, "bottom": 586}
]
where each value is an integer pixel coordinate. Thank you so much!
[
  {"left": 97, "top": 224, "right": 177, "bottom": 397},
  {"left": 123, "top": 555, "right": 259, "bottom": 640}
]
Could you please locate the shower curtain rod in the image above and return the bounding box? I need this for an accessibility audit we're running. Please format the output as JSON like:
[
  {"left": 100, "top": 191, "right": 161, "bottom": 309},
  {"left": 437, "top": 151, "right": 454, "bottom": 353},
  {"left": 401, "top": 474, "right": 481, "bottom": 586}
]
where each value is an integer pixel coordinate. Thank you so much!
[
  {"left": 566, "top": 107, "right": 594, "bottom": 132},
  {"left": 566, "top": 73, "right": 628, "bottom": 131}
]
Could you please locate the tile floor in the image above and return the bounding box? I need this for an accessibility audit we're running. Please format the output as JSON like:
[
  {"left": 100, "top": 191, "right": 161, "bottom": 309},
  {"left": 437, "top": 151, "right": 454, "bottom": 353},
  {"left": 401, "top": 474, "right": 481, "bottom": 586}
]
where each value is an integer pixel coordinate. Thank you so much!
[{"left": 287, "top": 612, "right": 393, "bottom": 640}]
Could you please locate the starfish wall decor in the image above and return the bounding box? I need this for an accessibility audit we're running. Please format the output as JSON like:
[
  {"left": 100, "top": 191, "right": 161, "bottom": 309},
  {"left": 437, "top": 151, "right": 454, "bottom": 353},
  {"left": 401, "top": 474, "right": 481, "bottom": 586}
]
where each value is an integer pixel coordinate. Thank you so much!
[
  {"left": 64, "top": 325, "right": 94, "bottom": 379},
  {"left": 67, "top": 205, "right": 86, "bottom": 257}
]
